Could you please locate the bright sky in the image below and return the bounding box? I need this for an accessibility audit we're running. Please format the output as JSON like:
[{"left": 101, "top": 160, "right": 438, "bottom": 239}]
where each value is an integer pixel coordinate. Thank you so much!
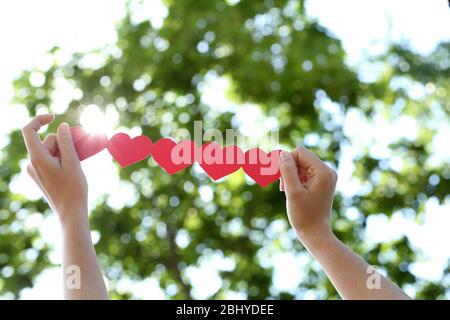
[{"left": 0, "top": 0, "right": 449, "bottom": 299}]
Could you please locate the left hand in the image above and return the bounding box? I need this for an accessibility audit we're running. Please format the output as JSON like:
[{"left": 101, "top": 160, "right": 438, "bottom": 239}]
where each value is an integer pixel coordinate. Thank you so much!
[{"left": 22, "top": 115, "right": 88, "bottom": 227}]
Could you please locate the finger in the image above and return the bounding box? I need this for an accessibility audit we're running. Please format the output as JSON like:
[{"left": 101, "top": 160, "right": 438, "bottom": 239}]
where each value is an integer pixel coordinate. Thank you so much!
[
  {"left": 22, "top": 114, "right": 55, "bottom": 163},
  {"left": 291, "top": 146, "right": 323, "bottom": 171},
  {"left": 56, "top": 122, "right": 80, "bottom": 167},
  {"left": 279, "top": 151, "right": 303, "bottom": 196},
  {"left": 26, "top": 163, "right": 39, "bottom": 181},
  {"left": 27, "top": 163, "right": 43, "bottom": 188},
  {"left": 279, "top": 177, "right": 284, "bottom": 191},
  {"left": 26, "top": 163, "right": 49, "bottom": 198},
  {"left": 292, "top": 146, "right": 336, "bottom": 188},
  {"left": 42, "top": 134, "right": 58, "bottom": 156}
]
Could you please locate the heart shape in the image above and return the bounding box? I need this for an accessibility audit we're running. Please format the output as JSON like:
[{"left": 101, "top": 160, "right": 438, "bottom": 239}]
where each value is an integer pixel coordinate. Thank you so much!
[
  {"left": 107, "top": 133, "right": 153, "bottom": 167},
  {"left": 199, "top": 142, "right": 244, "bottom": 180},
  {"left": 242, "top": 148, "right": 282, "bottom": 187},
  {"left": 70, "top": 127, "right": 109, "bottom": 161},
  {"left": 152, "top": 138, "right": 197, "bottom": 174}
]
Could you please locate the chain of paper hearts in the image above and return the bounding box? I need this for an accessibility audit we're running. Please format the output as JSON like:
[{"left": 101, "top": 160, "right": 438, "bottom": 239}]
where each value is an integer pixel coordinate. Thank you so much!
[{"left": 71, "top": 127, "right": 282, "bottom": 187}]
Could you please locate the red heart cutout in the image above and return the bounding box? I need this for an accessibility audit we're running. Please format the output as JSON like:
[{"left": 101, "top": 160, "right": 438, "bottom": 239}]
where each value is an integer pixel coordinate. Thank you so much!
[
  {"left": 107, "top": 133, "right": 153, "bottom": 167},
  {"left": 152, "top": 138, "right": 197, "bottom": 174},
  {"left": 242, "top": 148, "right": 282, "bottom": 187},
  {"left": 199, "top": 142, "right": 244, "bottom": 180},
  {"left": 70, "top": 127, "right": 109, "bottom": 161}
]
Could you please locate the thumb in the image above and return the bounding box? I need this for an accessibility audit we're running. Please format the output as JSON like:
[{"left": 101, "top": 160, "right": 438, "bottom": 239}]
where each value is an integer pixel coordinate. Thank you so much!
[
  {"left": 57, "top": 123, "right": 79, "bottom": 166},
  {"left": 279, "top": 151, "right": 303, "bottom": 196}
]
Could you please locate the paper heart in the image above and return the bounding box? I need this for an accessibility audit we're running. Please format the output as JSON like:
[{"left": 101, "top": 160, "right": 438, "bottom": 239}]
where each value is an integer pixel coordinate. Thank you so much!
[
  {"left": 107, "top": 133, "right": 153, "bottom": 167},
  {"left": 199, "top": 142, "right": 244, "bottom": 180},
  {"left": 70, "top": 127, "right": 109, "bottom": 161},
  {"left": 242, "top": 148, "right": 282, "bottom": 187},
  {"left": 152, "top": 138, "right": 197, "bottom": 174}
]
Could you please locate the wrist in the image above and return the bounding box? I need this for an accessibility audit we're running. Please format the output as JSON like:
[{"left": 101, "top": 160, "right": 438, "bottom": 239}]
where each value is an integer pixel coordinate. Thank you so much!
[
  {"left": 56, "top": 205, "right": 89, "bottom": 232},
  {"left": 295, "top": 223, "right": 335, "bottom": 248},
  {"left": 60, "top": 217, "right": 92, "bottom": 244}
]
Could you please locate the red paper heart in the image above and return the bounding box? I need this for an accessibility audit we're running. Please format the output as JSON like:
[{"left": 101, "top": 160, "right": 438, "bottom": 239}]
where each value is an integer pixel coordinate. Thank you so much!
[
  {"left": 70, "top": 127, "right": 109, "bottom": 161},
  {"left": 107, "top": 133, "right": 153, "bottom": 167},
  {"left": 242, "top": 148, "right": 282, "bottom": 187},
  {"left": 199, "top": 142, "right": 244, "bottom": 180},
  {"left": 152, "top": 138, "right": 197, "bottom": 174}
]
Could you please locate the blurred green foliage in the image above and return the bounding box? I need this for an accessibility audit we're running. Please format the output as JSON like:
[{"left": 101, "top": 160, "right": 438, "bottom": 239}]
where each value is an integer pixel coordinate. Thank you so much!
[{"left": 0, "top": 0, "right": 449, "bottom": 299}]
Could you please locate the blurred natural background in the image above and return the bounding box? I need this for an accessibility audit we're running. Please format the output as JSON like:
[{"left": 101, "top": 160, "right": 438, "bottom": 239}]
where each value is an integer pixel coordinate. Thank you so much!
[{"left": 0, "top": 0, "right": 449, "bottom": 299}]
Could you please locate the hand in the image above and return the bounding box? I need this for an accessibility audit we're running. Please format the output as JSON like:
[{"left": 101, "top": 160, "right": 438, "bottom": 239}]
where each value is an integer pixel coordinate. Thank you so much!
[
  {"left": 279, "top": 146, "right": 337, "bottom": 240},
  {"left": 22, "top": 114, "right": 88, "bottom": 227},
  {"left": 279, "top": 147, "right": 410, "bottom": 300}
]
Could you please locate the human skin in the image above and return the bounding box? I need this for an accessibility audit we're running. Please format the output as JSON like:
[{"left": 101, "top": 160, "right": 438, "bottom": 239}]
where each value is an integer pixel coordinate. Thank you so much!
[
  {"left": 279, "top": 147, "right": 411, "bottom": 300},
  {"left": 21, "top": 113, "right": 409, "bottom": 299},
  {"left": 22, "top": 114, "right": 108, "bottom": 300}
]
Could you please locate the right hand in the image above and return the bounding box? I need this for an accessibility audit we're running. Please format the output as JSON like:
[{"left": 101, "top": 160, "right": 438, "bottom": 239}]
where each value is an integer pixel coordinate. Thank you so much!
[
  {"left": 22, "top": 114, "right": 88, "bottom": 227},
  {"left": 279, "top": 146, "right": 338, "bottom": 240}
]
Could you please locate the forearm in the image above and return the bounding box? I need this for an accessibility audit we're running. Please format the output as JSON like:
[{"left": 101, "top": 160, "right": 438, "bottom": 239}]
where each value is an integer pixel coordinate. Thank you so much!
[
  {"left": 298, "top": 229, "right": 410, "bottom": 300},
  {"left": 60, "top": 210, "right": 108, "bottom": 300}
]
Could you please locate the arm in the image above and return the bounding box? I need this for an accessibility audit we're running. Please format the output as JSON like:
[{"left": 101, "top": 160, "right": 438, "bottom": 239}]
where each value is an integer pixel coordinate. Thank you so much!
[
  {"left": 279, "top": 147, "right": 410, "bottom": 300},
  {"left": 22, "top": 115, "right": 108, "bottom": 300}
]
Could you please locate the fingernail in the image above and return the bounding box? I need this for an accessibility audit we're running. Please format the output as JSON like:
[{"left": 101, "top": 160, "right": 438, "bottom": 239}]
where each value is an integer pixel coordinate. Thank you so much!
[
  {"left": 60, "top": 122, "right": 69, "bottom": 134},
  {"left": 280, "top": 151, "right": 290, "bottom": 162}
]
